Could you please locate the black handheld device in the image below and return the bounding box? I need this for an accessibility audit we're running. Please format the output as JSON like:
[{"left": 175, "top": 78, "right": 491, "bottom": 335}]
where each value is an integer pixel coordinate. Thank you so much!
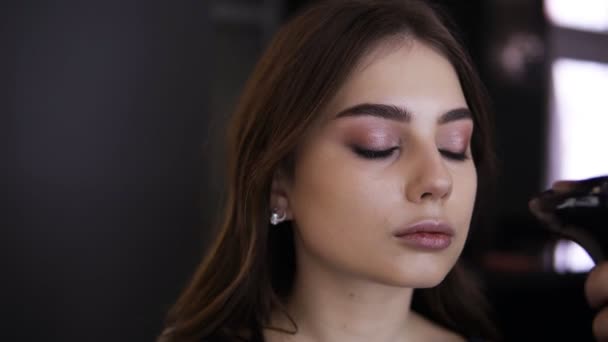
[{"left": 530, "top": 176, "right": 608, "bottom": 264}]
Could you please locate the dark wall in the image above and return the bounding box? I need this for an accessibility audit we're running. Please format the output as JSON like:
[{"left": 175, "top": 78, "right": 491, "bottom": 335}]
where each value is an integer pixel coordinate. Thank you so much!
[{"left": 6, "top": 1, "right": 214, "bottom": 341}]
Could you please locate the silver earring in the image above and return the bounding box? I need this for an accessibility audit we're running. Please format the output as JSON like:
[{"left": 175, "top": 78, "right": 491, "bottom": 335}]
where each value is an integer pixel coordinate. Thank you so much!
[{"left": 270, "top": 208, "right": 286, "bottom": 225}]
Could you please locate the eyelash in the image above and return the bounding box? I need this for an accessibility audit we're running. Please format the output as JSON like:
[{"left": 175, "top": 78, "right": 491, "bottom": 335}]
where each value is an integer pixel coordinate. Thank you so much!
[
  {"left": 353, "top": 147, "right": 469, "bottom": 161},
  {"left": 353, "top": 146, "right": 399, "bottom": 159},
  {"left": 438, "top": 149, "right": 469, "bottom": 161}
]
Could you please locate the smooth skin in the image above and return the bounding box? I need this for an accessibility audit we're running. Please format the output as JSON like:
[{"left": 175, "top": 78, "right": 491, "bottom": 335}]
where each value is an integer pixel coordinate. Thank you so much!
[
  {"left": 587, "top": 262, "right": 608, "bottom": 341},
  {"left": 266, "top": 39, "right": 475, "bottom": 342}
]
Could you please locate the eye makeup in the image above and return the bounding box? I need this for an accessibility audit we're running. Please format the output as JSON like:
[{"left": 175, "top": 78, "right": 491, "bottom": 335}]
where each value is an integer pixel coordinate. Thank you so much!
[
  {"left": 336, "top": 116, "right": 473, "bottom": 162},
  {"left": 436, "top": 121, "right": 473, "bottom": 162},
  {"left": 341, "top": 123, "right": 401, "bottom": 160}
]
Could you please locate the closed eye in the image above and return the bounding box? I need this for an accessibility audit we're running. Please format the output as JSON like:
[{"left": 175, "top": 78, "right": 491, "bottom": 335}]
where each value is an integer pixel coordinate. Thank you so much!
[
  {"left": 439, "top": 149, "right": 469, "bottom": 161},
  {"left": 352, "top": 146, "right": 468, "bottom": 161},
  {"left": 352, "top": 146, "right": 399, "bottom": 159}
]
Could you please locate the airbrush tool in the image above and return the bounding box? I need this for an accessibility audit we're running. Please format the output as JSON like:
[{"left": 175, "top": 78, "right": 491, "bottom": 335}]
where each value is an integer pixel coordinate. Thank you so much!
[{"left": 529, "top": 175, "right": 608, "bottom": 264}]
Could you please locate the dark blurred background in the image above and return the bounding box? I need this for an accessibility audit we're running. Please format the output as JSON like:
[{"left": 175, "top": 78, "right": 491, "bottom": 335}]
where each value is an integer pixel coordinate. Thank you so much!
[{"left": 4, "top": 0, "right": 608, "bottom": 341}]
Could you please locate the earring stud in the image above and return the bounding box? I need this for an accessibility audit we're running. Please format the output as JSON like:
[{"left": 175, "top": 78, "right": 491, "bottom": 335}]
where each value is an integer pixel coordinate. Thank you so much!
[{"left": 270, "top": 208, "right": 286, "bottom": 225}]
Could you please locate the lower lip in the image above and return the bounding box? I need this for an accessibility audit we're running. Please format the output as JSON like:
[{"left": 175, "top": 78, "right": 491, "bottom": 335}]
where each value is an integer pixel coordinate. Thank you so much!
[{"left": 394, "top": 232, "right": 452, "bottom": 250}]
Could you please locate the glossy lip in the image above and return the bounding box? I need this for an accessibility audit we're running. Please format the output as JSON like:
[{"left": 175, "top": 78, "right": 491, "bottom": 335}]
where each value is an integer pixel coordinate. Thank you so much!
[
  {"left": 392, "top": 220, "right": 454, "bottom": 250},
  {"left": 393, "top": 219, "right": 455, "bottom": 237}
]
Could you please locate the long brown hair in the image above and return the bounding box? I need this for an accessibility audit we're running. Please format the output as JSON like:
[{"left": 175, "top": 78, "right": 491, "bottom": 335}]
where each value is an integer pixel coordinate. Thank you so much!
[{"left": 162, "top": 0, "right": 499, "bottom": 341}]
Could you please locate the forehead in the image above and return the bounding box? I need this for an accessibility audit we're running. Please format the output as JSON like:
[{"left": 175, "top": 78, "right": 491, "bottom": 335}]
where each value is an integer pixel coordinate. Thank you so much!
[{"left": 324, "top": 39, "right": 467, "bottom": 119}]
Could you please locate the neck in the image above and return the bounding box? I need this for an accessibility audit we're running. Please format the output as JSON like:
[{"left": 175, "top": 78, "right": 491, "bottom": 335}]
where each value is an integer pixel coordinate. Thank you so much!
[{"left": 270, "top": 250, "right": 422, "bottom": 342}]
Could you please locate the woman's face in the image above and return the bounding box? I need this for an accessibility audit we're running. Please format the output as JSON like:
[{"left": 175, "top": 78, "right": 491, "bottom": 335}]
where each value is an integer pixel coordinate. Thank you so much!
[{"left": 278, "top": 40, "right": 477, "bottom": 288}]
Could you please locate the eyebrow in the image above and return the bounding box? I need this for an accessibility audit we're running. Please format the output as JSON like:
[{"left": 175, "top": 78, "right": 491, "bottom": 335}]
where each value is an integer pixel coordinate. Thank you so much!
[{"left": 334, "top": 103, "right": 472, "bottom": 124}]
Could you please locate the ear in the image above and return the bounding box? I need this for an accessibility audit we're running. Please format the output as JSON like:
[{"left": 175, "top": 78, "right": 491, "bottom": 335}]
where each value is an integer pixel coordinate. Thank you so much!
[{"left": 270, "top": 169, "right": 293, "bottom": 221}]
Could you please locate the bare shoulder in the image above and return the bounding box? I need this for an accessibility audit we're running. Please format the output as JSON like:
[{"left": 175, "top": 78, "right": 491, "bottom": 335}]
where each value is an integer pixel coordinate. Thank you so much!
[{"left": 410, "top": 312, "right": 466, "bottom": 342}]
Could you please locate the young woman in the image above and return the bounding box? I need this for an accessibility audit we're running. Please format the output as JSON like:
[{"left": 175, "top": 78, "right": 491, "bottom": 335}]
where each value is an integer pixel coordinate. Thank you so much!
[{"left": 159, "top": 0, "right": 607, "bottom": 341}]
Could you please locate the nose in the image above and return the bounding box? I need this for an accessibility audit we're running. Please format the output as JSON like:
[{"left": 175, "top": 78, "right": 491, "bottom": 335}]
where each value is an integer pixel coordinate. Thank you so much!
[{"left": 405, "top": 147, "right": 453, "bottom": 204}]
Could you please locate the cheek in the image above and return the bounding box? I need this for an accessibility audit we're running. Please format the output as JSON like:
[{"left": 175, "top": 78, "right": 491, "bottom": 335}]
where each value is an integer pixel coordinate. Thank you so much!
[
  {"left": 287, "top": 145, "right": 392, "bottom": 265},
  {"left": 449, "top": 164, "right": 477, "bottom": 235}
]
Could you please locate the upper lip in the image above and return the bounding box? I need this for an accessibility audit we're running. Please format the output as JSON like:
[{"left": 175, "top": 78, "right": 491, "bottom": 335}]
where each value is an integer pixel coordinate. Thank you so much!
[{"left": 393, "top": 219, "right": 455, "bottom": 237}]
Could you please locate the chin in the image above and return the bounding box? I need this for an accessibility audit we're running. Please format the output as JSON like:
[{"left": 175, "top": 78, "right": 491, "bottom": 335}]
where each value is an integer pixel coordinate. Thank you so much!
[
  {"left": 403, "top": 273, "right": 448, "bottom": 288},
  {"left": 378, "top": 275, "right": 447, "bottom": 289},
  {"left": 392, "top": 260, "right": 455, "bottom": 288},
  {"left": 409, "top": 275, "right": 448, "bottom": 289}
]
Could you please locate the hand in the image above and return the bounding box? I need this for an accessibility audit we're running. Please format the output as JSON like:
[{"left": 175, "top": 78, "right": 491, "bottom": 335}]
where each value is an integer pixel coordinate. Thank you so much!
[
  {"left": 586, "top": 262, "right": 608, "bottom": 341},
  {"left": 528, "top": 180, "right": 578, "bottom": 225},
  {"left": 529, "top": 179, "right": 608, "bottom": 340}
]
